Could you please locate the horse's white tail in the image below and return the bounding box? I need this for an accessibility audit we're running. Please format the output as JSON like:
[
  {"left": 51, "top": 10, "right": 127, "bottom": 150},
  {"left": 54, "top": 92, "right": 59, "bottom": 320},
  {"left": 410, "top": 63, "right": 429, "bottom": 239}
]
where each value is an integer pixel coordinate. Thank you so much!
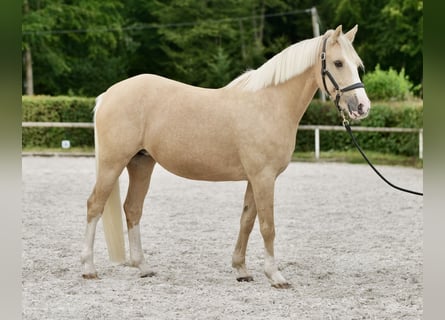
[{"left": 94, "top": 94, "right": 126, "bottom": 263}]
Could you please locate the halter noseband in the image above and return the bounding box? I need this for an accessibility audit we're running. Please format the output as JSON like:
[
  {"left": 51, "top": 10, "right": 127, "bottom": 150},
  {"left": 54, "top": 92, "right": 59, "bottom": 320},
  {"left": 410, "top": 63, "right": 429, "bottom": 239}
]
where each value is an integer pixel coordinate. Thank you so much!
[{"left": 320, "top": 38, "right": 364, "bottom": 113}]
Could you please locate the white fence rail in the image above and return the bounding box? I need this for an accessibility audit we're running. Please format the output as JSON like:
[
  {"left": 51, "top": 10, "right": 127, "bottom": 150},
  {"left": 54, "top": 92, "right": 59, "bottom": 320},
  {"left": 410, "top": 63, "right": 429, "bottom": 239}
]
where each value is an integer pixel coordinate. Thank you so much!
[
  {"left": 22, "top": 122, "right": 423, "bottom": 159},
  {"left": 22, "top": 121, "right": 94, "bottom": 128}
]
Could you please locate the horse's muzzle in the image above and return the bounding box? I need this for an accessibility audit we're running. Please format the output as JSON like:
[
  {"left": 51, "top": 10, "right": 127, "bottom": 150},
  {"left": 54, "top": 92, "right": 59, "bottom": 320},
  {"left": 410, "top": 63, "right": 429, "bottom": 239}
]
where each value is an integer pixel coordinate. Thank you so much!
[{"left": 346, "top": 94, "right": 370, "bottom": 120}]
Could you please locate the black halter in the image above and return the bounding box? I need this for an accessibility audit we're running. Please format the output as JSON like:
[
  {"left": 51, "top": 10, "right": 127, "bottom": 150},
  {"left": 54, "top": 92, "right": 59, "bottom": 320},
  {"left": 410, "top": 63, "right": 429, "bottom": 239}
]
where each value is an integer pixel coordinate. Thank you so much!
[{"left": 320, "top": 38, "right": 365, "bottom": 112}]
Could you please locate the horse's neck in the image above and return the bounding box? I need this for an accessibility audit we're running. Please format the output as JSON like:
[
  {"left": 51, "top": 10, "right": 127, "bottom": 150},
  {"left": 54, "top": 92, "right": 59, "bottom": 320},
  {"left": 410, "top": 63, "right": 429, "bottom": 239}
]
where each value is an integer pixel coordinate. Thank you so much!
[{"left": 269, "top": 67, "right": 319, "bottom": 125}]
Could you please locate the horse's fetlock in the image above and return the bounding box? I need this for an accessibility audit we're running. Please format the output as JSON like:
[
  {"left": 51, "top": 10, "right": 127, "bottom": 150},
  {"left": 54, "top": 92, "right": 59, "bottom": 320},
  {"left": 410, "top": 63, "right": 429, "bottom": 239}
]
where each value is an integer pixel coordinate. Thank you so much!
[{"left": 232, "top": 253, "right": 245, "bottom": 268}]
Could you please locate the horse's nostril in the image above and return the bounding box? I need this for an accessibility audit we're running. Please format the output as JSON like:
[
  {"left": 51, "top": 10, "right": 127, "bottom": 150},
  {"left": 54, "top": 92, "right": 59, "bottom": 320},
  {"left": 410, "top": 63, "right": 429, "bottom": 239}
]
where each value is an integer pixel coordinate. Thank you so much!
[{"left": 357, "top": 103, "right": 364, "bottom": 114}]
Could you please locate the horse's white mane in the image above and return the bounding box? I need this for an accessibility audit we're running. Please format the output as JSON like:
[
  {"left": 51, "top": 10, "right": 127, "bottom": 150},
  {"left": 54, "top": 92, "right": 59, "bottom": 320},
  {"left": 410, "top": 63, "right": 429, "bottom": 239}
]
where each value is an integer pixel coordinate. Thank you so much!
[
  {"left": 226, "top": 36, "right": 324, "bottom": 91},
  {"left": 226, "top": 30, "right": 363, "bottom": 92}
]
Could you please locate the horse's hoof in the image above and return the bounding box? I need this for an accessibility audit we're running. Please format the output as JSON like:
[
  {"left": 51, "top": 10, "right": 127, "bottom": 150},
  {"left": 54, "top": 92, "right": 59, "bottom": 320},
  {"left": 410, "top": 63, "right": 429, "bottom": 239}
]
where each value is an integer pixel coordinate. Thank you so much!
[
  {"left": 82, "top": 273, "right": 98, "bottom": 279},
  {"left": 140, "top": 271, "right": 156, "bottom": 278},
  {"left": 237, "top": 276, "right": 254, "bottom": 282},
  {"left": 271, "top": 282, "right": 291, "bottom": 289}
]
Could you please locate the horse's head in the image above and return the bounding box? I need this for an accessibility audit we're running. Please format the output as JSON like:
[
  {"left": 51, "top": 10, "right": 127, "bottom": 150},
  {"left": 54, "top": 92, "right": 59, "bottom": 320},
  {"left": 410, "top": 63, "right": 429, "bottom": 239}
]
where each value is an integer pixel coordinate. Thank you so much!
[{"left": 316, "top": 25, "right": 370, "bottom": 120}]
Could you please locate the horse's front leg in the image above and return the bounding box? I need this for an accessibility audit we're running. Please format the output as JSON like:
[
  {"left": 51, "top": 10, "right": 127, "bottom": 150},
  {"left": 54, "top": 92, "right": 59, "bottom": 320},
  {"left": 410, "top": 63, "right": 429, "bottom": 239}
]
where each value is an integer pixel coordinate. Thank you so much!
[
  {"left": 232, "top": 182, "right": 257, "bottom": 282},
  {"left": 250, "top": 173, "right": 290, "bottom": 288}
]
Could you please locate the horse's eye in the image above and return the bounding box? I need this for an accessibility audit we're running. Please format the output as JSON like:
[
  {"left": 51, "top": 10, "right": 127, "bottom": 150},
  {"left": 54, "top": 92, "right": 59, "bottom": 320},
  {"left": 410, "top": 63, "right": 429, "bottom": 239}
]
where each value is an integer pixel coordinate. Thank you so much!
[{"left": 334, "top": 60, "right": 343, "bottom": 68}]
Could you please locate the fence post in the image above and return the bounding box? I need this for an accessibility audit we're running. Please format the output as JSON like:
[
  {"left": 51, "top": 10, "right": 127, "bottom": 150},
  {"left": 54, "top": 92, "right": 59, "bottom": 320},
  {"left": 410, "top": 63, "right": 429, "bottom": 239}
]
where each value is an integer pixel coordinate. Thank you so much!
[
  {"left": 315, "top": 127, "right": 320, "bottom": 159},
  {"left": 419, "top": 129, "right": 423, "bottom": 160}
]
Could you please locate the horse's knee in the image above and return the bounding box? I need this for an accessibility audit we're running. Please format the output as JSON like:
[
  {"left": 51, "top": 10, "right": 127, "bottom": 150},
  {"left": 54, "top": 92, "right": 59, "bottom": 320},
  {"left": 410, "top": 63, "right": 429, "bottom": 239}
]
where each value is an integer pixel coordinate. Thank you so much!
[
  {"left": 259, "top": 222, "right": 275, "bottom": 242},
  {"left": 244, "top": 215, "right": 256, "bottom": 226}
]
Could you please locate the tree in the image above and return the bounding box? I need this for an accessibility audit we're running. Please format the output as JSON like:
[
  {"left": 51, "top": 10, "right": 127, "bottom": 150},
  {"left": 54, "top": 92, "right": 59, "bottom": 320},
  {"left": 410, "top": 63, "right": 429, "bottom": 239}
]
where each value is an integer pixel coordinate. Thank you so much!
[
  {"left": 22, "top": 0, "right": 131, "bottom": 96},
  {"left": 320, "top": 0, "right": 422, "bottom": 88},
  {"left": 137, "top": 0, "right": 248, "bottom": 86},
  {"left": 22, "top": 0, "right": 66, "bottom": 95},
  {"left": 377, "top": 0, "right": 422, "bottom": 90},
  {"left": 125, "top": 0, "right": 316, "bottom": 87},
  {"left": 22, "top": 0, "right": 422, "bottom": 96}
]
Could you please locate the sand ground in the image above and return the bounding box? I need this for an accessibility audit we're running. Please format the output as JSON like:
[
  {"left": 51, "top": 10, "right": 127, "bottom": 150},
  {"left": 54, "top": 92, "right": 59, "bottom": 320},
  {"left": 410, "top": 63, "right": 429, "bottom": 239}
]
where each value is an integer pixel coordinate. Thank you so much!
[{"left": 22, "top": 156, "right": 423, "bottom": 319}]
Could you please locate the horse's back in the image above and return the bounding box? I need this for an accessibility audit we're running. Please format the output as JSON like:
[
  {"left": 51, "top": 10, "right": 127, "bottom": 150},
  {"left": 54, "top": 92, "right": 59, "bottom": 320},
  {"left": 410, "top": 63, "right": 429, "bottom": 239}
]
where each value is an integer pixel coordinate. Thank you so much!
[
  {"left": 96, "top": 73, "right": 205, "bottom": 132},
  {"left": 95, "top": 74, "right": 248, "bottom": 181}
]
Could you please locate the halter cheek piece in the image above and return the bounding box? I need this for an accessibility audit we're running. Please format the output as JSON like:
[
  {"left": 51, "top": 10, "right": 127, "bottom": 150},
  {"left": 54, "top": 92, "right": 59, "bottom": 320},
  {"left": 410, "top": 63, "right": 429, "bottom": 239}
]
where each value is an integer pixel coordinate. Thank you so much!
[{"left": 320, "top": 38, "right": 364, "bottom": 113}]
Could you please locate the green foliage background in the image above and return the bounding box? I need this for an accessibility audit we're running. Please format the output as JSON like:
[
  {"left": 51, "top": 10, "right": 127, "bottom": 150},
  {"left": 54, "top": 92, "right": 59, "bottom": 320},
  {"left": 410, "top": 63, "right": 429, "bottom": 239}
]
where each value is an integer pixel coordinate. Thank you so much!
[
  {"left": 22, "top": 0, "right": 423, "bottom": 96},
  {"left": 363, "top": 65, "right": 414, "bottom": 100},
  {"left": 298, "top": 100, "right": 422, "bottom": 156}
]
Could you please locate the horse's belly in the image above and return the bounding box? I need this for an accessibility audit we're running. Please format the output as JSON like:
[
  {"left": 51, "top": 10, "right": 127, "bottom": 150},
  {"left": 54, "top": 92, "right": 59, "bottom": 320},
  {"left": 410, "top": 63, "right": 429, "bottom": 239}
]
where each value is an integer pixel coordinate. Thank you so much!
[
  {"left": 155, "top": 153, "right": 246, "bottom": 181},
  {"left": 146, "top": 137, "right": 246, "bottom": 181}
]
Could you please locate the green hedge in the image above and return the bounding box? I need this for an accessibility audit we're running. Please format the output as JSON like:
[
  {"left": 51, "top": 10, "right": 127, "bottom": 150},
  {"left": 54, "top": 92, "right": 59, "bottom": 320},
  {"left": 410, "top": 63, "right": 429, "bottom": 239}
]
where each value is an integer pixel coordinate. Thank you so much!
[
  {"left": 22, "top": 95, "right": 95, "bottom": 148},
  {"left": 297, "top": 100, "right": 423, "bottom": 156},
  {"left": 22, "top": 96, "right": 423, "bottom": 157}
]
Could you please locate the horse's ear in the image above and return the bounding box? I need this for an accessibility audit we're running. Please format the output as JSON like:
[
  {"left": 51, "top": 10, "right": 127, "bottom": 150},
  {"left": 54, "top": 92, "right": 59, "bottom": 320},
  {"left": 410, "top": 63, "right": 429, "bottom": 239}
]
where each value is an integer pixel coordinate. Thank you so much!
[
  {"left": 332, "top": 25, "right": 343, "bottom": 42},
  {"left": 344, "top": 25, "right": 358, "bottom": 42}
]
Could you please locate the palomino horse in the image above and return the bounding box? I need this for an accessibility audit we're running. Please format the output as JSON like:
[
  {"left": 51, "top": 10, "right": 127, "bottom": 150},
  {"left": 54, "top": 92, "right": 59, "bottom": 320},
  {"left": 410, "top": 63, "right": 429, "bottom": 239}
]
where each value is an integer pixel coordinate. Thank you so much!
[{"left": 81, "top": 25, "right": 370, "bottom": 288}]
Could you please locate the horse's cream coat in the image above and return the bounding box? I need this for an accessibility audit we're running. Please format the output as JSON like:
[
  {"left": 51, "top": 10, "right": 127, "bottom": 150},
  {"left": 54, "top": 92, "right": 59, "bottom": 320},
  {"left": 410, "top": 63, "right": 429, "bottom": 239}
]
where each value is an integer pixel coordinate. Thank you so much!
[{"left": 81, "top": 25, "right": 370, "bottom": 288}]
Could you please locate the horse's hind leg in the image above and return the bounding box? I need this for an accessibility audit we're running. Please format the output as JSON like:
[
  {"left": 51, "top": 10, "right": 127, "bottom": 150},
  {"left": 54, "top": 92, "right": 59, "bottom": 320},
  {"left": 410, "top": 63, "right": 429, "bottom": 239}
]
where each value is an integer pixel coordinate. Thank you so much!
[
  {"left": 124, "top": 153, "right": 156, "bottom": 277},
  {"left": 232, "top": 182, "right": 257, "bottom": 282},
  {"left": 81, "top": 161, "right": 127, "bottom": 278}
]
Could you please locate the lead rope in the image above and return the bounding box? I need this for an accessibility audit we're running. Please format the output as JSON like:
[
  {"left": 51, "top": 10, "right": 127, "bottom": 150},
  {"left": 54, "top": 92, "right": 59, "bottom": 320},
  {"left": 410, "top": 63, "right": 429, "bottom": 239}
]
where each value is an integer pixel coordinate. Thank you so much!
[{"left": 341, "top": 115, "right": 423, "bottom": 196}]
